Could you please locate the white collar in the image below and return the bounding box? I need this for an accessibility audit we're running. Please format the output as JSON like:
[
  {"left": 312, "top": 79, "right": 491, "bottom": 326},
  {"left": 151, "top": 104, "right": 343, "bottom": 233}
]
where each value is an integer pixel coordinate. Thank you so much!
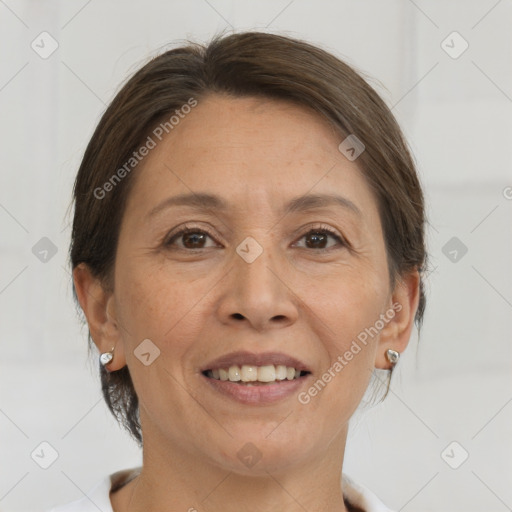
[{"left": 49, "top": 468, "right": 394, "bottom": 512}]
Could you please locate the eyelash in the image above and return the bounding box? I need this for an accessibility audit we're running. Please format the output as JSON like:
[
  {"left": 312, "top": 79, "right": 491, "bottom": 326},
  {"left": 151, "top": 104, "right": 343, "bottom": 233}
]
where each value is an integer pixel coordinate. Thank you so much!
[{"left": 164, "top": 224, "right": 347, "bottom": 252}]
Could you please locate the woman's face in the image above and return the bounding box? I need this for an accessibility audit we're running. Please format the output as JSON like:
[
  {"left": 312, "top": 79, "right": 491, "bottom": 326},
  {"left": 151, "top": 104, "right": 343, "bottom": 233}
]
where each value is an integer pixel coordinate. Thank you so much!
[{"left": 106, "top": 94, "right": 407, "bottom": 473}]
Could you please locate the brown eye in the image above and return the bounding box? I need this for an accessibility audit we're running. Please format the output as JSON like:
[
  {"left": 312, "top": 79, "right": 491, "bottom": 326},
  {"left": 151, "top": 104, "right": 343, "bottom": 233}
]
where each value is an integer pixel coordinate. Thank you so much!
[
  {"left": 181, "top": 231, "right": 208, "bottom": 249},
  {"left": 165, "top": 228, "right": 217, "bottom": 250},
  {"left": 295, "top": 227, "right": 346, "bottom": 251}
]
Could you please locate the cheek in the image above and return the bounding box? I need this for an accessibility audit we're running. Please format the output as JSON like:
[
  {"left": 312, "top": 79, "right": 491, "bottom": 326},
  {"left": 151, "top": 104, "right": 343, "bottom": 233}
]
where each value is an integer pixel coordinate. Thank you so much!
[
  {"left": 115, "top": 259, "right": 195, "bottom": 337},
  {"left": 113, "top": 260, "right": 215, "bottom": 388},
  {"left": 311, "top": 262, "right": 388, "bottom": 337},
  {"left": 307, "top": 269, "right": 387, "bottom": 398},
  {"left": 113, "top": 263, "right": 204, "bottom": 410}
]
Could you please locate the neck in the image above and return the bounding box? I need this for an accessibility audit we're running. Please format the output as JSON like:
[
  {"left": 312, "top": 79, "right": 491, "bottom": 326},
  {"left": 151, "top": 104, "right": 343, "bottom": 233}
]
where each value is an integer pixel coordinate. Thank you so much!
[{"left": 115, "top": 423, "right": 351, "bottom": 512}]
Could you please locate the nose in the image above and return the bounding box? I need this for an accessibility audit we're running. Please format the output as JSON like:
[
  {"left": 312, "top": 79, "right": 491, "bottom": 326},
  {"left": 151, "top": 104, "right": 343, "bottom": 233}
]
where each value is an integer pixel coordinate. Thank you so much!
[{"left": 216, "top": 240, "right": 299, "bottom": 331}]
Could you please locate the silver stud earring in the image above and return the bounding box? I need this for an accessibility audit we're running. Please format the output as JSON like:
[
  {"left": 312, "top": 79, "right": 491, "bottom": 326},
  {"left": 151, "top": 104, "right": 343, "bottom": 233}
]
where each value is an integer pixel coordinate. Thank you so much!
[
  {"left": 386, "top": 349, "right": 400, "bottom": 366},
  {"left": 100, "top": 347, "right": 115, "bottom": 367}
]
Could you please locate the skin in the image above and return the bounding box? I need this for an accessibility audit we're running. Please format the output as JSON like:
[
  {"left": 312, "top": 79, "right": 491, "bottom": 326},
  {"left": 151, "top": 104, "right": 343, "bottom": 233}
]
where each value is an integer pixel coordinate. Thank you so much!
[{"left": 74, "top": 94, "right": 420, "bottom": 512}]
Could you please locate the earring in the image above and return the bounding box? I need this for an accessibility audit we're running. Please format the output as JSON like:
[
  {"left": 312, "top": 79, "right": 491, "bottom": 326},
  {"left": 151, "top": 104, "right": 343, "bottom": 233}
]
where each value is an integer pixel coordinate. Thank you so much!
[
  {"left": 386, "top": 349, "right": 400, "bottom": 366},
  {"left": 100, "top": 347, "right": 115, "bottom": 367}
]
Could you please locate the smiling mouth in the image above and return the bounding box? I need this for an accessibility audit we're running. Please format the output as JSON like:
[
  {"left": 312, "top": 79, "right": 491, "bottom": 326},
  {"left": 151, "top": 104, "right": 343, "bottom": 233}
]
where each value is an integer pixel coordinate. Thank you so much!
[{"left": 202, "top": 364, "right": 311, "bottom": 385}]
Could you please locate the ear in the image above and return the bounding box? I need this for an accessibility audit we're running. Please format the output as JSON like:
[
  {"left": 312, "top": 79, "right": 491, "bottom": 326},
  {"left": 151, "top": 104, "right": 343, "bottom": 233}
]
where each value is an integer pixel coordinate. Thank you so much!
[
  {"left": 72, "top": 263, "right": 126, "bottom": 371},
  {"left": 374, "top": 269, "right": 420, "bottom": 369}
]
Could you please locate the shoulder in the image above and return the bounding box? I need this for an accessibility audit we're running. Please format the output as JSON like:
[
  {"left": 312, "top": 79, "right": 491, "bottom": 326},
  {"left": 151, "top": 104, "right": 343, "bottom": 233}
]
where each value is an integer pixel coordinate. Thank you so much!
[
  {"left": 46, "top": 468, "right": 140, "bottom": 512},
  {"left": 342, "top": 473, "right": 395, "bottom": 512}
]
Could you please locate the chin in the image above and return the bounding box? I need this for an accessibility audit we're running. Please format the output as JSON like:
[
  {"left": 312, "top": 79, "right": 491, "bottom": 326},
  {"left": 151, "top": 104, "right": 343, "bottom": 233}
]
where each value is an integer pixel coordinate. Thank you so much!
[{"left": 206, "top": 428, "right": 315, "bottom": 476}]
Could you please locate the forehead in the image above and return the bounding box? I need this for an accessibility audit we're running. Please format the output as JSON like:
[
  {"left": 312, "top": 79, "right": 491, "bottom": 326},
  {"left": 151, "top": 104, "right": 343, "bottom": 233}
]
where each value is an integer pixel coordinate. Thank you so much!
[
  {"left": 125, "top": 94, "right": 380, "bottom": 224},
  {"left": 162, "top": 94, "right": 341, "bottom": 162}
]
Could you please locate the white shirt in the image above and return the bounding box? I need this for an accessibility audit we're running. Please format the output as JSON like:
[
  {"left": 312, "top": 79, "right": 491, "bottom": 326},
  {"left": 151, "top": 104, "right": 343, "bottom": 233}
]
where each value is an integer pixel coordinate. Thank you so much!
[{"left": 48, "top": 468, "right": 394, "bottom": 512}]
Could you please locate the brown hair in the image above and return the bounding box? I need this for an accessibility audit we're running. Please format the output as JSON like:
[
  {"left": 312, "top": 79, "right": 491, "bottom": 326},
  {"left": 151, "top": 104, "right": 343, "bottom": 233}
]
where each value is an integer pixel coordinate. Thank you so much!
[{"left": 69, "top": 30, "right": 428, "bottom": 445}]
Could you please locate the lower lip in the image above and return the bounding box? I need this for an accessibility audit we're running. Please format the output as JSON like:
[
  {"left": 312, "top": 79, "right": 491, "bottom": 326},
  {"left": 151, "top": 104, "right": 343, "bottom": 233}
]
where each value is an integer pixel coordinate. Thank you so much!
[{"left": 201, "top": 374, "right": 310, "bottom": 404}]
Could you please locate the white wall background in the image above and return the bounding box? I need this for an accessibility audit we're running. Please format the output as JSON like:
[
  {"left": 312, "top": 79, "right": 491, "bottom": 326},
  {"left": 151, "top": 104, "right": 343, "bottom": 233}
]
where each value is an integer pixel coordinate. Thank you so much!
[{"left": 1, "top": 1, "right": 511, "bottom": 511}]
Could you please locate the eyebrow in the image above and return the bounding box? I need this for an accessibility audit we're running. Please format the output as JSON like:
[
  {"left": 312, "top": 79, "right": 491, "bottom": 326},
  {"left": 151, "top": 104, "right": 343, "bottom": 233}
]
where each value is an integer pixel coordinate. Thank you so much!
[{"left": 146, "top": 192, "right": 362, "bottom": 220}]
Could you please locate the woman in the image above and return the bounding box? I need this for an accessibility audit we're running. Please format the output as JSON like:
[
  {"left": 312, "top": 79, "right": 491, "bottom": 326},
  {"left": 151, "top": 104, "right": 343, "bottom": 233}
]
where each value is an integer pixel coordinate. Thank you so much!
[{"left": 54, "top": 30, "right": 426, "bottom": 512}]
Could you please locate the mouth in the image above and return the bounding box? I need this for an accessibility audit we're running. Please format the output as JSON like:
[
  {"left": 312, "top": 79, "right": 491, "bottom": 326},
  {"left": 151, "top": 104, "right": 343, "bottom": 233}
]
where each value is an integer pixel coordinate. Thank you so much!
[
  {"left": 200, "top": 351, "right": 312, "bottom": 404},
  {"left": 202, "top": 365, "right": 310, "bottom": 385}
]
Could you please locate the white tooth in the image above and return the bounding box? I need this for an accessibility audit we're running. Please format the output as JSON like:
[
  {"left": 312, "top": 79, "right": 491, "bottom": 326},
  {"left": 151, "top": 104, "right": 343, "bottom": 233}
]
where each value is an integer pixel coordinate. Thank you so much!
[
  {"left": 219, "top": 368, "right": 229, "bottom": 381},
  {"left": 275, "top": 365, "right": 287, "bottom": 380},
  {"left": 241, "top": 365, "right": 258, "bottom": 382},
  {"left": 294, "top": 369, "right": 301, "bottom": 379},
  {"left": 286, "top": 367, "right": 295, "bottom": 380},
  {"left": 212, "top": 369, "right": 220, "bottom": 379},
  {"left": 258, "top": 365, "right": 276, "bottom": 382},
  {"left": 228, "top": 365, "right": 241, "bottom": 381}
]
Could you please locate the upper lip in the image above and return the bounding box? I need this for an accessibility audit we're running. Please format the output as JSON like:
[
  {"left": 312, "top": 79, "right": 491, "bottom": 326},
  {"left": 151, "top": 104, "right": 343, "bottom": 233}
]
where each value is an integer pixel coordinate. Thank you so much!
[{"left": 201, "top": 351, "right": 311, "bottom": 372}]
